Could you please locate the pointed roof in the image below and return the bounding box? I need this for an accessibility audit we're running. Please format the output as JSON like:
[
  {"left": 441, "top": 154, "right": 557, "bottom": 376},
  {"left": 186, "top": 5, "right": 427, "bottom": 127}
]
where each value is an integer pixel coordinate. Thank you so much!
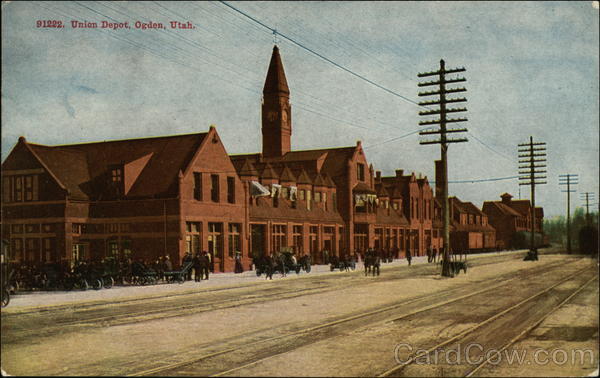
[
  {"left": 279, "top": 165, "right": 296, "bottom": 182},
  {"left": 313, "top": 173, "right": 327, "bottom": 188},
  {"left": 376, "top": 183, "right": 390, "bottom": 198},
  {"left": 239, "top": 159, "right": 258, "bottom": 177},
  {"left": 263, "top": 45, "right": 289, "bottom": 95},
  {"left": 322, "top": 173, "right": 335, "bottom": 188},
  {"left": 261, "top": 162, "right": 278, "bottom": 180},
  {"left": 296, "top": 168, "right": 312, "bottom": 185}
]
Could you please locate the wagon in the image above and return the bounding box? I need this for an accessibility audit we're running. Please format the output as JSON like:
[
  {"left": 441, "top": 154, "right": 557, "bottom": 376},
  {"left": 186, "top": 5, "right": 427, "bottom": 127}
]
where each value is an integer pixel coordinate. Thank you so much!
[
  {"left": 131, "top": 261, "right": 159, "bottom": 285},
  {"left": 329, "top": 255, "right": 356, "bottom": 272},
  {"left": 164, "top": 261, "right": 193, "bottom": 284}
]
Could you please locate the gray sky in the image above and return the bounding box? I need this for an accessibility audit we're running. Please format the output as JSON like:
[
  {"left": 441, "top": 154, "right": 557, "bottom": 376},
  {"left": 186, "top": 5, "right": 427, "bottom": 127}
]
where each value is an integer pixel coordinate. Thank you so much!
[{"left": 2, "top": 1, "right": 599, "bottom": 217}]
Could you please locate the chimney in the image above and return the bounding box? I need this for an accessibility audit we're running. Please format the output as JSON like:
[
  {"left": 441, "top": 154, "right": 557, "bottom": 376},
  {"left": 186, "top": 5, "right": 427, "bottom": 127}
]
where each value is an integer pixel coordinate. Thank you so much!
[
  {"left": 435, "top": 160, "right": 443, "bottom": 198},
  {"left": 501, "top": 193, "right": 513, "bottom": 204},
  {"left": 395, "top": 169, "right": 404, "bottom": 178},
  {"left": 376, "top": 171, "right": 381, "bottom": 181}
]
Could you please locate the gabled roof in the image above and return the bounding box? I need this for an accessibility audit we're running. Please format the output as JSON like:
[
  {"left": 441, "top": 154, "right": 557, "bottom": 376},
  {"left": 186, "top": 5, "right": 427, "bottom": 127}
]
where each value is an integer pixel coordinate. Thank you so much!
[
  {"left": 238, "top": 159, "right": 259, "bottom": 177},
  {"left": 313, "top": 173, "right": 327, "bottom": 188},
  {"left": 261, "top": 162, "right": 278, "bottom": 180},
  {"left": 296, "top": 168, "right": 313, "bottom": 185},
  {"left": 375, "top": 183, "right": 390, "bottom": 198},
  {"left": 323, "top": 173, "right": 335, "bottom": 188},
  {"left": 509, "top": 200, "right": 533, "bottom": 217},
  {"left": 19, "top": 133, "right": 207, "bottom": 200},
  {"left": 279, "top": 165, "right": 296, "bottom": 182},
  {"left": 486, "top": 201, "right": 522, "bottom": 217},
  {"left": 353, "top": 182, "right": 376, "bottom": 194}
]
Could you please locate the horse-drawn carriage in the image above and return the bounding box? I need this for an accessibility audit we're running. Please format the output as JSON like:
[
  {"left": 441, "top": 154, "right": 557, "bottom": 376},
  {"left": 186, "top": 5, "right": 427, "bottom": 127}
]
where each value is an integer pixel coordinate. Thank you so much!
[
  {"left": 330, "top": 255, "right": 356, "bottom": 272},
  {"left": 164, "top": 261, "right": 193, "bottom": 284},
  {"left": 130, "top": 261, "right": 159, "bottom": 285},
  {"left": 254, "top": 249, "right": 311, "bottom": 277}
]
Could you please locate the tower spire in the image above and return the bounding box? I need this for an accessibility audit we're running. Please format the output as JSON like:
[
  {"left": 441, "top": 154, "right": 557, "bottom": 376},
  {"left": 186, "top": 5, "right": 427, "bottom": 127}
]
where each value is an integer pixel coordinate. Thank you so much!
[
  {"left": 262, "top": 45, "right": 292, "bottom": 158},
  {"left": 263, "top": 45, "right": 289, "bottom": 95}
]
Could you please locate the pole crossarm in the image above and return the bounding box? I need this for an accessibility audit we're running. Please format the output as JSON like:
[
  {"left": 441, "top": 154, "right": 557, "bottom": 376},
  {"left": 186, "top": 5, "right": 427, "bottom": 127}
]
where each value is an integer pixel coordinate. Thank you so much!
[
  {"left": 418, "top": 78, "right": 466, "bottom": 87},
  {"left": 419, "top": 128, "right": 468, "bottom": 135},
  {"left": 419, "top": 88, "right": 466, "bottom": 97},
  {"left": 419, "top": 118, "right": 468, "bottom": 125},
  {"left": 419, "top": 98, "right": 467, "bottom": 106},
  {"left": 418, "top": 67, "right": 466, "bottom": 77},
  {"left": 419, "top": 107, "right": 467, "bottom": 115}
]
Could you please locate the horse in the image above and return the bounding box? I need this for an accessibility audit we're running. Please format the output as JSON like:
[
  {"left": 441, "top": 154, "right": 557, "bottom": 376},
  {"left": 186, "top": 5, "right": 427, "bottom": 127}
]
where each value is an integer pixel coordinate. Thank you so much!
[
  {"left": 364, "top": 250, "right": 380, "bottom": 276},
  {"left": 298, "top": 255, "right": 312, "bottom": 273}
]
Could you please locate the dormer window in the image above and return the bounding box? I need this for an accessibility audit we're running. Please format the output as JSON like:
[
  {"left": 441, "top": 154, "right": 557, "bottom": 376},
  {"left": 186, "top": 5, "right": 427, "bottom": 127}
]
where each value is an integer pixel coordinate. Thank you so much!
[
  {"left": 110, "top": 165, "right": 124, "bottom": 196},
  {"left": 357, "top": 163, "right": 365, "bottom": 181}
]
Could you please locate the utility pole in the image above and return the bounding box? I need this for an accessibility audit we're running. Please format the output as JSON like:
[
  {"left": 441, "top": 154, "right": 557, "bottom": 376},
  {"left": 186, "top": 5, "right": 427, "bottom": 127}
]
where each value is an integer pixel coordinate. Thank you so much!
[
  {"left": 518, "top": 137, "right": 547, "bottom": 259},
  {"left": 418, "top": 59, "right": 468, "bottom": 277},
  {"left": 559, "top": 174, "right": 578, "bottom": 253},
  {"left": 580, "top": 192, "right": 595, "bottom": 226}
]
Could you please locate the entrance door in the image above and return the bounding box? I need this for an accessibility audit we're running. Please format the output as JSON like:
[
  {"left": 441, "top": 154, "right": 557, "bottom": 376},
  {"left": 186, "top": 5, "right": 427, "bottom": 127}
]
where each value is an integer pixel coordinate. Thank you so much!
[{"left": 251, "top": 224, "right": 266, "bottom": 259}]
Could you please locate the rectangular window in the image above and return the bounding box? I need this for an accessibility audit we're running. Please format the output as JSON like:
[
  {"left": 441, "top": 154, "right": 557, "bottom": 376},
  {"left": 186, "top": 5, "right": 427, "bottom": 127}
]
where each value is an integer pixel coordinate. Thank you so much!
[
  {"left": 357, "top": 163, "right": 365, "bottom": 181},
  {"left": 186, "top": 222, "right": 202, "bottom": 255},
  {"left": 271, "top": 224, "right": 287, "bottom": 253},
  {"left": 211, "top": 174, "right": 219, "bottom": 202},
  {"left": 110, "top": 166, "right": 124, "bottom": 196},
  {"left": 228, "top": 223, "right": 241, "bottom": 257},
  {"left": 14, "top": 176, "right": 23, "bottom": 202},
  {"left": 12, "top": 238, "right": 23, "bottom": 261},
  {"left": 307, "top": 190, "right": 312, "bottom": 210},
  {"left": 332, "top": 192, "right": 337, "bottom": 211},
  {"left": 282, "top": 187, "right": 289, "bottom": 199},
  {"left": 299, "top": 189, "right": 305, "bottom": 201},
  {"left": 11, "top": 224, "right": 23, "bottom": 234},
  {"left": 315, "top": 192, "right": 321, "bottom": 203},
  {"left": 3, "top": 177, "right": 11, "bottom": 203},
  {"left": 193, "top": 172, "right": 202, "bottom": 201},
  {"left": 42, "top": 238, "right": 54, "bottom": 262},
  {"left": 25, "top": 224, "right": 40, "bottom": 233},
  {"left": 293, "top": 225, "right": 303, "bottom": 254},
  {"left": 227, "top": 177, "right": 235, "bottom": 204},
  {"left": 208, "top": 222, "right": 223, "bottom": 258}
]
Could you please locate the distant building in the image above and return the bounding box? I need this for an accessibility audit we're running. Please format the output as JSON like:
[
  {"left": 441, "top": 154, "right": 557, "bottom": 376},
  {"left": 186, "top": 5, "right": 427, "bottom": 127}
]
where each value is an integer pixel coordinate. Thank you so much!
[
  {"left": 482, "top": 193, "right": 544, "bottom": 250},
  {"left": 448, "top": 197, "right": 496, "bottom": 252}
]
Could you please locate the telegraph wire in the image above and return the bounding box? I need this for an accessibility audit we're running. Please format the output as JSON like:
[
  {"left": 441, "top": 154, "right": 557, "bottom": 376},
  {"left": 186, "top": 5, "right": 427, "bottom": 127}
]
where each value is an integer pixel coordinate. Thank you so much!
[{"left": 218, "top": 1, "right": 424, "bottom": 108}]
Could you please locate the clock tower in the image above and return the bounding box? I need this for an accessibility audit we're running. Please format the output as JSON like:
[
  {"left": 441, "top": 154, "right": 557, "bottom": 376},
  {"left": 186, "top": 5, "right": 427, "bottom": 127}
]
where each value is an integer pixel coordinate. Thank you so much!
[{"left": 262, "top": 45, "right": 291, "bottom": 158}]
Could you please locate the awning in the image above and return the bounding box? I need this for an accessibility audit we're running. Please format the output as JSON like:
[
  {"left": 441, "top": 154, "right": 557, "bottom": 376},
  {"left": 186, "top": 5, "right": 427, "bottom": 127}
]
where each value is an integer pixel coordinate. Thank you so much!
[{"left": 251, "top": 181, "right": 271, "bottom": 197}]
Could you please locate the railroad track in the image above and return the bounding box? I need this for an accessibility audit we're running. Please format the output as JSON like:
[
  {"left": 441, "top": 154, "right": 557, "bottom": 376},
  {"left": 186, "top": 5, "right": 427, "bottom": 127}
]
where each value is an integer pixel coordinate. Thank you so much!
[
  {"left": 2, "top": 252, "right": 532, "bottom": 342},
  {"left": 378, "top": 269, "right": 598, "bottom": 377},
  {"left": 123, "top": 259, "right": 589, "bottom": 377}
]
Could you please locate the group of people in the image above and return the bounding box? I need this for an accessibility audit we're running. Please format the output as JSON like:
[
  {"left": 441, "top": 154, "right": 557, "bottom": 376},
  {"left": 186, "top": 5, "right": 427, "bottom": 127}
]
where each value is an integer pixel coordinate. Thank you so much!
[{"left": 181, "top": 251, "right": 212, "bottom": 282}]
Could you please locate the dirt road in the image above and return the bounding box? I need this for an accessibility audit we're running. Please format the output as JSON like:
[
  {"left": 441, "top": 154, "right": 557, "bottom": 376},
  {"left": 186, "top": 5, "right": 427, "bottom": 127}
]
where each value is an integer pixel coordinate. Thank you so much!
[{"left": 1, "top": 252, "right": 597, "bottom": 377}]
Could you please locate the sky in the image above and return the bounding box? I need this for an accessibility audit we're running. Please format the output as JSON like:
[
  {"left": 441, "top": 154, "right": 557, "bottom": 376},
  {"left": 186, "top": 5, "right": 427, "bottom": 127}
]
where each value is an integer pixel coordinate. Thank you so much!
[{"left": 2, "top": 1, "right": 599, "bottom": 218}]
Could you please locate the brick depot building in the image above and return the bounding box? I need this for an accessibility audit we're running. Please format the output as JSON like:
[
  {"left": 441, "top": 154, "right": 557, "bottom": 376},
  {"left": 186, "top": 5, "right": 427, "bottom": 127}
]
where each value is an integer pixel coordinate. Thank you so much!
[{"left": 2, "top": 46, "right": 446, "bottom": 271}]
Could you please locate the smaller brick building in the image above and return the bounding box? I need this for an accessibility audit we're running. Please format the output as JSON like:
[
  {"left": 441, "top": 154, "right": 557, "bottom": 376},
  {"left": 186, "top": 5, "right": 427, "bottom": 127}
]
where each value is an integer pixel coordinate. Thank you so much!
[
  {"left": 448, "top": 197, "right": 496, "bottom": 253},
  {"left": 482, "top": 193, "right": 544, "bottom": 250}
]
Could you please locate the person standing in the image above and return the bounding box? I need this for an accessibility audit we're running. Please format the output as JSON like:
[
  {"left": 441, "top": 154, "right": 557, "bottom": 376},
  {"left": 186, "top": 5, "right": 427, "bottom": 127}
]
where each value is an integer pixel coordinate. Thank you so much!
[
  {"left": 201, "top": 251, "right": 210, "bottom": 280},
  {"left": 193, "top": 253, "right": 202, "bottom": 282},
  {"left": 406, "top": 249, "right": 412, "bottom": 266}
]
